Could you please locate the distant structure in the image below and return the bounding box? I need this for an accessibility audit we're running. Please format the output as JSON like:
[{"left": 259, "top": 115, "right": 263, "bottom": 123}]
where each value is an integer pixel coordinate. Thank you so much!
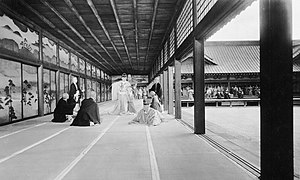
[{"left": 180, "top": 41, "right": 300, "bottom": 97}]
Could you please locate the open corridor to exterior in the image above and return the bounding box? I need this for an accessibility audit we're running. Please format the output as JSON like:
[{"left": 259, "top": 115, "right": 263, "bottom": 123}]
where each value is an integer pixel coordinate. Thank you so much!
[
  {"left": 0, "top": 0, "right": 298, "bottom": 179},
  {"left": 182, "top": 106, "right": 300, "bottom": 179},
  {"left": 0, "top": 100, "right": 256, "bottom": 180}
]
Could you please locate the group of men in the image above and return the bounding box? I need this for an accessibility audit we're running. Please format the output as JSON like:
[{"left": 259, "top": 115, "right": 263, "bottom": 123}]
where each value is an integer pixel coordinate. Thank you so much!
[
  {"left": 51, "top": 75, "right": 164, "bottom": 127},
  {"left": 52, "top": 77, "right": 101, "bottom": 126},
  {"left": 128, "top": 76, "right": 164, "bottom": 125}
]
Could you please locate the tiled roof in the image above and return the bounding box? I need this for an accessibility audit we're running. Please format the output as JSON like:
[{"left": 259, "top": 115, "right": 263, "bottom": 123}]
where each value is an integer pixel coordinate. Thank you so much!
[{"left": 181, "top": 40, "right": 300, "bottom": 74}]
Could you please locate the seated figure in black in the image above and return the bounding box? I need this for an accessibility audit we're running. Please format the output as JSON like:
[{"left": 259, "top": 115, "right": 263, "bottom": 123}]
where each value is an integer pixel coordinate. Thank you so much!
[
  {"left": 52, "top": 93, "right": 72, "bottom": 123},
  {"left": 224, "top": 89, "right": 231, "bottom": 99},
  {"left": 71, "top": 91, "right": 101, "bottom": 126}
]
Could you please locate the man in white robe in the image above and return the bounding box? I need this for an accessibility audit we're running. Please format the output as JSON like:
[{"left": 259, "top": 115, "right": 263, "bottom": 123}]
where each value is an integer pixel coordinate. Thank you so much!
[{"left": 128, "top": 98, "right": 162, "bottom": 126}]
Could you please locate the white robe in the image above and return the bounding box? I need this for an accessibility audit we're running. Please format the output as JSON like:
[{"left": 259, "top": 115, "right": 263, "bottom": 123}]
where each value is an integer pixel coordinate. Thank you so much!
[{"left": 110, "top": 80, "right": 131, "bottom": 115}]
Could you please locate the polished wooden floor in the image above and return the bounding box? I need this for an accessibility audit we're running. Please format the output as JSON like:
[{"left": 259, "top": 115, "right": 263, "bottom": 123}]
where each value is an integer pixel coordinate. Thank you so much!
[{"left": 0, "top": 100, "right": 256, "bottom": 180}]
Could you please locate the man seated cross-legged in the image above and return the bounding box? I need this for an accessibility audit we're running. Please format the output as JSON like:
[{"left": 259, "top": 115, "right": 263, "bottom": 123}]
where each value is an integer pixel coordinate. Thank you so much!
[
  {"left": 52, "top": 93, "right": 73, "bottom": 123},
  {"left": 71, "top": 91, "right": 101, "bottom": 126},
  {"left": 128, "top": 98, "right": 163, "bottom": 126}
]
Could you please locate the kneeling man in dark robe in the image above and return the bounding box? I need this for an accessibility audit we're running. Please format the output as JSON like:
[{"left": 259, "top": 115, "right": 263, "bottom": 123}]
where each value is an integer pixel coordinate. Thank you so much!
[
  {"left": 71, "top": 91, "right": 101, "bottom": 126},
  {"left": 52, "top": 93, "right": 72, "bottom": 123}
]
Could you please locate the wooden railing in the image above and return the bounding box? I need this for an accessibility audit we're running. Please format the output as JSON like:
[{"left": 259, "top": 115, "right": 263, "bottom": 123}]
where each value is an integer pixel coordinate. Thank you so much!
[{"left": 176, "top": 98, "right": 300, "bottom": 107}]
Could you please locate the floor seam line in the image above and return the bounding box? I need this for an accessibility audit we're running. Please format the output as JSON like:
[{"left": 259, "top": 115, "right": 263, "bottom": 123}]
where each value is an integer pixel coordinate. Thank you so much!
[
  {"left": 0, "top": 122, "right": 47, "bottom": 139},
  {"left": 146, "top": 126, "right": 160, "bottom": 180},
  {"left": 54, "top": 116, "right": 119, "bottom": 180},
  {"left": 0, "top": 126, "right": 71, "bottom": 164}
]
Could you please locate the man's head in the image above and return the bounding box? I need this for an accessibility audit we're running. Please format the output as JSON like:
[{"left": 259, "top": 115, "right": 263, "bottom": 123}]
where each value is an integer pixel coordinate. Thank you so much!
[
  {"left": 149, "top": 91, "right": 156, "bottom": 97},
  {"left": 62, "top": 93, "right": 69, "bottom": 100},
  {"left": 143, "top": 98, "right": 151, "bottom": 111},
  {"left": 127, "top": 74, "right": 132, "bottom": 81},
  {"left": 72, "top": 77, "right": 78, "bottom": 84},
  {"left": 121, "top": 73, "right": 127, "bottom": 81}
]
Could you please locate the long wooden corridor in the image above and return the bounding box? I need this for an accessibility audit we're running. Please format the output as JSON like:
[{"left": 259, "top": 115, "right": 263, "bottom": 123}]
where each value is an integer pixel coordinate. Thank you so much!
[{"left": 0, "top": 100, "right": 255, "bottom": 180}]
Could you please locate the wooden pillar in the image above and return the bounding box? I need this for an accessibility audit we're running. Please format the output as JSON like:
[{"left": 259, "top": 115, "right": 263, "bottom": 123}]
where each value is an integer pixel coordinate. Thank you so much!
[
  {"left": 84, "top": 61, "right": 88, "bottom": 98},
  {"left": 56, "top": 71, "right": 60, "bottom": 101},
  {"left": 160, "top": 73, "right": 163, "bottom": 88},
  {"left": 69, "top": 74, "right": 72, "bottom": 92},
  {"left": 106, "top": 83, "right": 108, "bottom": 101},
  {"left": 163, "top": 70, "right": 168, "bottom": 111},
  {"left": 260, "top": 0, "right": 293, "bottom": 179},
  {"left": 56, "top": 41, "right": 61, "bottom": 101},
  {"left": 57, "top": 43, "right": 60, "bottom": 67},
  {"left": 193, "top": 38, "right": 205, "bottom": 134},
  {"left": 37, "top": 66, "right": 44, "bottom": 116},
  {"left": 37, "top": 30, "right": 44, "bottom": 116},
  {"left": 99, "top": 82, "right": 102, "bottom": 102},
  {"left": 226, "top": 75, "right": 230, "bottom": 89},
  {"left": 174, "top": 59, "right": 181, "bottom": 119},
  {"left": 167, "top": 66, "right": 174, "bottom": 115},
  {"left": 192, "top": 75, "right": 194, "bottom": 90}
]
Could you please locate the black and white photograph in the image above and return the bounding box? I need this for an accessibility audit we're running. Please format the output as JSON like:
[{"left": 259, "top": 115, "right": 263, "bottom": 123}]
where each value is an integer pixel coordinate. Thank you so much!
[{"left": 0, "top": 0, "right": 299, "bottom": 179}]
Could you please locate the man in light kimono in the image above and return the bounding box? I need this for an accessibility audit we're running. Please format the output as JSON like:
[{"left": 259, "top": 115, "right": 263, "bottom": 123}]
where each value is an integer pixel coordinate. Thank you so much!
[
  {"left": 128, "top": 98, "right": 162, "bottom": 126},
  {"left": 110, "top": 73, "right": 131, "bottom": 115}
]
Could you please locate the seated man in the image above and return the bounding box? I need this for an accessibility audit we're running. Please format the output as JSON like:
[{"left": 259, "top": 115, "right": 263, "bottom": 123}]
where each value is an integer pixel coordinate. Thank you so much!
[
  {"left": 71, "top": 91, "right": 101, "bottom": 126},
  {"left": 128, "top": 98, "right": 163, "bottom": 126},
  {"left": 52, "top": 93, "right": 72, "bottom": 123}
]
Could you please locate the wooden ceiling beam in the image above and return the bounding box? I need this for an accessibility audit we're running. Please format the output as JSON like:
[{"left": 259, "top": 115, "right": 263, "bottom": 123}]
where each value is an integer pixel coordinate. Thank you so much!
[
  {"left": 19, "top": 0, "right": 115, "bottom": 74},
  {"left": 159, "top": 0, "right": 184, "bottom": 50},
  {"left": 86, "top": 0, "right": 132, "bottom": 72},
  {"left": 41, "top": 0, "right": 85, "bottom": 42},
  {"left": 148, "top": 0, "right": 185, "bottom": 74},
  {"left": 63, "top": 0, "right": 127, "bottom": 73},
  {"left": 144, "top": 0, "right": 159, "bottom": 70},
  {"left": 133, "top": 0, "right": 140, "bottom": 70},
  {"left": 41, "top": 0, "right": 124, "bottom": 72},
  {"left": 109, "top": 0, "right": 134, "bottom": 71}
]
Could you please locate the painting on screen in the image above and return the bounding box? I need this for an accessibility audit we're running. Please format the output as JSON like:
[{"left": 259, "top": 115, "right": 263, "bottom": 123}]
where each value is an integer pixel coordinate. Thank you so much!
[
  {"left": 0, "top": 58, "right": 22, "bottom": 124},
  {"left": 0, "top": 12, "right": 39, "bottom": 60},
  {"left": 42, "top": 36, "right": 57, "bottom": 64}
]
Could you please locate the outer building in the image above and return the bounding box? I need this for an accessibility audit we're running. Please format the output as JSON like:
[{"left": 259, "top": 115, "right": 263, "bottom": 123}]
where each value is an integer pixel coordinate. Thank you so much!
[{"left": 180, "top": 41, "right": 300, "bottom": 97}]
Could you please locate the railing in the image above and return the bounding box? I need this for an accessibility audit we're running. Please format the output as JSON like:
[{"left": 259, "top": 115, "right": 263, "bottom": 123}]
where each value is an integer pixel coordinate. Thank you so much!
[{"left": 177, "top": 98, "right": 300, "bottom": 107}]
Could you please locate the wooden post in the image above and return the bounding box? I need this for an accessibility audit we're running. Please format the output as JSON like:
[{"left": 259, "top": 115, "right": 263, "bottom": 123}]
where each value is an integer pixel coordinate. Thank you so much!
[
  {"left": 174, "top": 59, "right": 181, "bottom": 119},
  {"left": 69, "top": 74, "right": 72, "bottom": 93},
  {"left": 56, "top": 71, "right": 60, "bottom": 101},
  {"left": 260, "top": 0, "right": 293, "bottom": 179},
  {"left": 99, "top": 82, "right": 102, "bottom": 102},
  {"left": 37, "top": 30, "right": 44, "bottom": 116},
  {"left": 105, "top": 83, "right": 108, "bottom": 101},
  {"left": 68, "top": 50, "right": 71, "bottom": 70},
  {"left": 193, "top": 38, "right": 205, "bottom": 134},
  {"left": 163, "top": 70, "right": 168, "bottom": 111},
  {"left": 37, "top": 65, "right": 44, "bottom": 116},
  {"left": 84, "top": 61, "right": 88, "bottom": 98},
  {"left": 167, "top": 66, "right": 174, "bottom": 115},
  {"left": 57, "top": 43, "right": 60, "bottom": 67},
  {"left": 160, "top": 73, "right": 163, "bottom": 88}
]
